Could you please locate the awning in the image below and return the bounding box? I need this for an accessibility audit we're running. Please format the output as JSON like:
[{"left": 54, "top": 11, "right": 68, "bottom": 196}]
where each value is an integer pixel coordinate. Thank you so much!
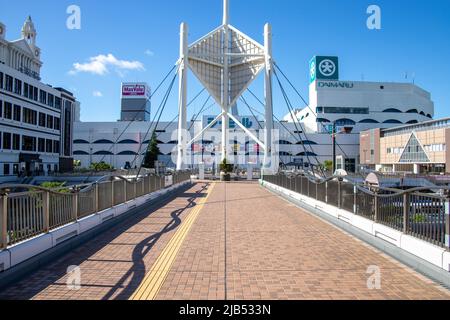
[{"left": 19, "top": 153, "right": 42, "bottom": 163}]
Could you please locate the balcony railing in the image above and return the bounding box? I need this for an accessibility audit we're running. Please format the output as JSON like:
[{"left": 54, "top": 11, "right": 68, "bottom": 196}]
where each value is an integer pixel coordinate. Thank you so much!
[
  {"left": 263, "top": 173, "right": 449, "bottom": 249},
  {"left": 0, "top": 171, "right": 191, "bottom": 249}
]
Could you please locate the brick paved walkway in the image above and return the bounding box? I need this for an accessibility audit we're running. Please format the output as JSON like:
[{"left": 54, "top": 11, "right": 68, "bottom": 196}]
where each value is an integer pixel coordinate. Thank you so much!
[{"left": 1, "top": 182, "right": 450, "bottom": 300}]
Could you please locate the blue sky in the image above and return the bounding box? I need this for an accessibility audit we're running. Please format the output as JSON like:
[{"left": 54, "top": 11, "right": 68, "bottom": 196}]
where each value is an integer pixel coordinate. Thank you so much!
[{"left": 1, "top": 0, "right": 450, "bottom": 122}]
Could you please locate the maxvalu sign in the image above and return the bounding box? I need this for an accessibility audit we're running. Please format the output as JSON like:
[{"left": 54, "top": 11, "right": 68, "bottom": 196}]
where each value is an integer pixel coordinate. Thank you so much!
[{"left": 310, "top": 56, "right": 339, "bottom": 83}]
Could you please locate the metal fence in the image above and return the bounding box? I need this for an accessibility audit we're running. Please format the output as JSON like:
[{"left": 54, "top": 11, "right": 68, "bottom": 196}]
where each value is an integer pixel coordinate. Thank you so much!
[
  {"left": 263, "top": 173, "right": 449, "bottom": 249},
  {"left": 0, "top": 171, "right": 192, "bottom": 249}
]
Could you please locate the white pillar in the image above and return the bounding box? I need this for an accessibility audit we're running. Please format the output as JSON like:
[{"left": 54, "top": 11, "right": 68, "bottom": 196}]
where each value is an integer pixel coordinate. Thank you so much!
[
  {"left": 199, "top": 162, "right": 205, "bottom": 180},
  {"left": 221, "top": 20, "right": 230, "bottom": 163},
  {"left": 263, "top": 23, "right": 274, "bottom": 174},
  {"left": 177, "top": 23, "right": 188, "bottom": 171},
  {"left": 247, "top": 163, "right": 253, "bottom": 181},
  {"left": 223, "top": 0, "right": 229, "bottom": 26}
]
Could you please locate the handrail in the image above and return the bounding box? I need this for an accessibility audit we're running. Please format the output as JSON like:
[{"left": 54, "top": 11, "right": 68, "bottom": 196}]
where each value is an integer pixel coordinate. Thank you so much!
[
  {"left": 262, "top": 172, "right": 450, "bottom": 249},
  {"left": 273, "top": 172, "right": 450, "bottom": 199}
]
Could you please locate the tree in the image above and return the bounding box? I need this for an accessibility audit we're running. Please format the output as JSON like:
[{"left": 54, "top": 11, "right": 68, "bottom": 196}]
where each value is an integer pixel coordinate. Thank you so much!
[
  {"left": 143, "top": 132, "right": 161, "bottom": 169},
  {"left": 323, "top": 160, "right": 333, "bottom": 172},
  {"left": 89, "top": 161, "right": 114, "bottom": 171},
  {"left": 219, "top": 158, "right": 234, "bottom": 174}
]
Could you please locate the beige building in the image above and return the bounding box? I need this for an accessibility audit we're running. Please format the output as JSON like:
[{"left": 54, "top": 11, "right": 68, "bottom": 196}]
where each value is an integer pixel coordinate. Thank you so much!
[{"left": 360, "top": 118, "right": 450, "bottom": 174}]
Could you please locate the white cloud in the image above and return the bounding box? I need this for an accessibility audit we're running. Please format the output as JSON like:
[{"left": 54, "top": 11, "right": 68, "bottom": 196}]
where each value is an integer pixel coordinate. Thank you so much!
[
  {"left": 144, "top": 49, "right": 154, "bottom": 57},
  {"left": 92, "top": 90, "right": 103, "bottom": 97},
  {"left": 69, "top": 54, "right": 145, "bottom": 76}
]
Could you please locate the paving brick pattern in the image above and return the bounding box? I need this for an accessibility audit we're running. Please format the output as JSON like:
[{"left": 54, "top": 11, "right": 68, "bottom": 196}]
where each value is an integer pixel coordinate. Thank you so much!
[
  {"left": 156, "top": 182, "right": 450, "bottom": 300},
  {"left": 0, "top": 183, "right": 211, "bottom": 300},
  {"left": 1, "top": 181, "right": 450, "bottom": 300}
]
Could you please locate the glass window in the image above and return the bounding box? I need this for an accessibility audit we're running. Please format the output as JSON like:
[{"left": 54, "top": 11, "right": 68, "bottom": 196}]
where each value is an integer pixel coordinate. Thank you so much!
[
  {"left": 46, "top": 139, "right": 53, "bottom": 153},
  {"left": 33, "top": 87, "right": 38, "bottom": 101},
  {"left": 322, "top": 107, "right": 369, "bottom": 114},
  {"left": 39, "top": 112, "right": 46, "bottom": 127},
  {"left": 14, "top": 79, "right": 22, "bottom": 95},
  {"left": 3, "top": 164, "right": 10, "bottom": 175},
  {"left": 23, "top": 108, "right": 37, "bottom": 125},
  {"left": 3, "top": 102, "right": 12, "bottom": 119},
  {"left": 0, "top": 72, "right": 3, "bottom": 89},
  {"left": 13, "top": 164, "right": 19, "bottom": 175},
  {"left": 48, "top": 94, "right": 54, "bottom": 107},
  {"left": 23, "top": 83, "right": 29, "bottom": 98},
  {"left": 5, "top": 75, "right": 13, "bottom": 92},
  {"left": 3, "top": 132, "right": 11, "bottom": 149},
  {"left": 53, "top": 140, "right": 60, "bottom": 154},
  {"left": 38, "top": 138, "right": 45, "bottom": 152},
  {"left": 54, "top": 117, "right": 60, "bottom": 130},
  {"left": 46, "top": 115, "right": 53, "bottom": 129},
  {"left": 13, "top": 105, "right": 21, "bottom": 121},
  {"left": 55, "top": 97, "right": 61, "bottom": 109},
  {"left": 22, "top": 136, "right": 36, "bottom": 152},
  {"left": 0, "top": 99, "right": 2, "bottom": 117},
  {"left": 39, "top": 90, "right": 47, "bottom": 104},
  {"left": 12, "top": 134, "right": 20, "bottom": 150}
]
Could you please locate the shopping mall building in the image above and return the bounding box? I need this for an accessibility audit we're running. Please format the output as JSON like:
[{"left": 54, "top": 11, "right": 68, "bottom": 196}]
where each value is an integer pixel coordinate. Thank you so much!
[
  {"left": 360, "top": 118, "right": 450, "bottom": 174},
  {"left": 73, "top": 56, "right": 435, "bottom": 172}
]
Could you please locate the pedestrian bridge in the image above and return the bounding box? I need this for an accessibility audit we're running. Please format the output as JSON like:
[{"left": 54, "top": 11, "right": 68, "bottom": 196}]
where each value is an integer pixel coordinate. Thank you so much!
[{"left": 0, "top": 176, "right": 450, "bottom": 300}]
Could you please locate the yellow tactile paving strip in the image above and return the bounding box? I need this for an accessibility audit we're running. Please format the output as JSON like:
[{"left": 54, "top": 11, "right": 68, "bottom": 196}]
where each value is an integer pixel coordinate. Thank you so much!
[{"left": 129, "top": 183, "right": 215, "bottom": 300}]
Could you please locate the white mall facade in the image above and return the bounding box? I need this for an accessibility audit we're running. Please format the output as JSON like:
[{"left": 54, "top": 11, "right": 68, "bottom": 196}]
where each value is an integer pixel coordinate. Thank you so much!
[{"left": 73, "top": 56, "right": 435, "bottom": 172}]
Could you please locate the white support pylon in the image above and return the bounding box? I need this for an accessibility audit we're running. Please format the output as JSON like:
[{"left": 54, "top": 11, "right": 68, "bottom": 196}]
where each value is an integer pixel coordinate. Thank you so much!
[
  {"left": 176, "top": 0, "right": 274, "bottom": 171},
  {"left": 177, "top": 22, "right": 188, "bottom": 171},
  {"left": 221, "top": 0, "right": 230, "bottom": 162},
  {"left": 263, "top": 23, "right": 274, "bottom": 174}
]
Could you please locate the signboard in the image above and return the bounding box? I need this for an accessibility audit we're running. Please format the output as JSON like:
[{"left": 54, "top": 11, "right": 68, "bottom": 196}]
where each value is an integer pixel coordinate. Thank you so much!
[
  {"left": 309, "top": 56, "right": 339, "bottom": 83},
  {"left": 121, "top": 83, "right": 150, "bottom": 99},
  {"left": 202, "top": 115, "right": 259, "bottom": 130}
]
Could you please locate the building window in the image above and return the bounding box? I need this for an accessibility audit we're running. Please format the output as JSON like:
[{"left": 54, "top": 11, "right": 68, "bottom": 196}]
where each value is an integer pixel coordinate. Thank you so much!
[
  {"left": 55, "top": 97, "right": 61, "bottom": 109},
  {"left": 3, "top": 164, "right": 10, "bottom": 175},
  {"left": 39, "top": 112, "right": 46, "bottom": 127},
  {"left": 39, "top": 90, "right": 47, "bottom": 104},
  {"left": 383, "top": 108, "right": 402, "bottom": 113},
  {"left": 24, "top": 83, "right": 29, "bottom": 98},
  {"left": 53, "top": 140, "right": 60, "bottom": 154},
  {"left": 3, "top": 102, "right": 12, "bottom": 119},
  {"left": 5, "top": 74, "right": 13, "bottom": 92},
  {"left": 0, "top": 99, "right": 2, "bottom": 117},
  {"left": 46, "top": 139, "right": 53, "bottom": 153},
  {"left": 46, "top": 115, "right": 53, "bottom": 129},
  {"left": 335, "top": 118, "right": 356, "bottom": 126},
  {"left": 22, "top": 136, "right": 36, "bottom": 152},
  {"left": 14, "top": 79, "right": 22, "bottom": 95},
  {"left": 3, "top": 132, "right": 11, "bottom": 150},
  {"left": 322, "top": 107, "right": 369, "bottom": 114},
  {"left": 23, "top": 108, "right": 37, "bottom": 125},
  {"left": 48, "top": 94, "right": 54, "bottom": 107},
  {"left": 54, "top": 117, "right": 60, "bottom": 130},
  {"left": 0, "top": 72, "right": 3, "bottom": 89},
  {"left": 13, "top": 105, "right": 21, "bottom": 121},
  {"left": 12, "top": 134, "right": 20, "bottom": 150},
  {"left": 13, "top": 164, "right": 19, "bottom": 175},
  {"left": 38, "top": 138, "right": 45, "bottom": 152},
  {"left": 33, "top": 87, "right": 38, "bottom": 101}
]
